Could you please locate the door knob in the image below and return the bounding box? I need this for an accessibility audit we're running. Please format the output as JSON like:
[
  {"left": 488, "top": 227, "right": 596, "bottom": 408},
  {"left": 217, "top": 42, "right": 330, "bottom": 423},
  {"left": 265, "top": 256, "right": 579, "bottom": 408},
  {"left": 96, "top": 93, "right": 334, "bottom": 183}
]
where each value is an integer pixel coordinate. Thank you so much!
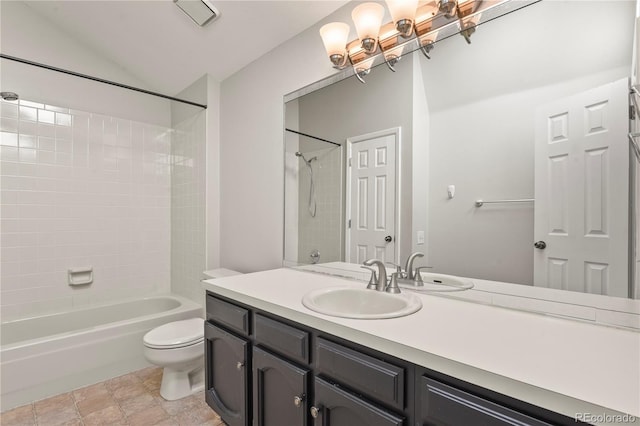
[
  {"left": 236, "top": 361, "right": 244, "bottom": 370},
  {"left": 384, "top": 235, "right": 393, "bottom": 243},
  {"left": 294, "top": 395, "right": 305, "bottom": 407},
  {"left": 534, "top": 241, "right": 547, "bottom": 250}
]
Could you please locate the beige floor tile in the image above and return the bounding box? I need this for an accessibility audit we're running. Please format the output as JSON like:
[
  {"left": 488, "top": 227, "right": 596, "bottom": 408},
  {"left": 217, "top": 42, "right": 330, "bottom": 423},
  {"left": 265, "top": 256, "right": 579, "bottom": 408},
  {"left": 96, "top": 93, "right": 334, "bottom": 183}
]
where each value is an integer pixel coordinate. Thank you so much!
[
  {"left": 33, "top": 393, "right": 74, "bottom": 416},
  {"left": 142, "top": 375, "right": 163, "bottom": 392},
  {"left": 153, "top": 417, "right": 181, "bottom": 426},
  {"left": 72, "top": 382, "right": 110, "bottom": 403},
  {"left": 155, "top": 393, "right": 201, "bottom": 417},
  {"left": 125, "top": 405, "right": 170, "bottom": 426},
  {"left": 133, "top": 366, "right": 162, "bottom": 382},
  {"left": 107, "top": 373, "right": 143, "bottom": 393},
  {"left": 76, "top": 392, "right": 117, "bottom": 417},
  {"left": 0, "top": 404, "right": 36, "bottom": 425},
  {"left": 169, "top": 410, "right": 199, "bottom": 426},
  {"left": 35, "top": 411, "right": 81, "bottom": 426},
  {"left": 81, "top": 405, "right": 125, "bottom": 426},
  {"left": 112, "top": 382, "right": 148, "bottom": 401},
  {"left": 182, "top": 404, "right": 219, "bottom": 425},
  {"left": 119, "top": 392, "right": 158, "bottom": 417},
  {"left": 2, "top": 367, "right": 222, "bottom": 426}
]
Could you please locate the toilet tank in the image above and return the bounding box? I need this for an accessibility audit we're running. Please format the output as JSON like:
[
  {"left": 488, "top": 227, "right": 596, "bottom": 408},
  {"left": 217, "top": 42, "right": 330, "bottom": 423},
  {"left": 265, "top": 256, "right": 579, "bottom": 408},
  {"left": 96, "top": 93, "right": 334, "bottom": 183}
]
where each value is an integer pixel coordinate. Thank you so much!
[{"left": 201, "top": 268, "right": 242, "bottom": 280}]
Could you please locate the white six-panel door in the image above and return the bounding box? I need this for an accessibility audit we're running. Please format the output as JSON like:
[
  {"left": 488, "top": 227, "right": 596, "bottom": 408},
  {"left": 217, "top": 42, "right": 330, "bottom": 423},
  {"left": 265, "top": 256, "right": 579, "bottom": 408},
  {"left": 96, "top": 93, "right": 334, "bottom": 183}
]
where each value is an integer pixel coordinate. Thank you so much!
[
  {"left": 534, "top": 78, "right": 628, "bottom": 297},
  {"left": 346, "top": 130, "right": 397, "bottom": 265}
]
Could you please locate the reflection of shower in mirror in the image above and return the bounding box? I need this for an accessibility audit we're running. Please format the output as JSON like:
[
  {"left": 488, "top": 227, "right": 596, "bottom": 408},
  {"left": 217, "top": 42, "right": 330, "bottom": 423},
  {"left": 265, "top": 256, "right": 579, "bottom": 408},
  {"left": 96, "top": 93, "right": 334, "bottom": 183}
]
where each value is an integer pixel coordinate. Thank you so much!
[{"left": 296, "top": 151, "right": 317, "bottom": 217}]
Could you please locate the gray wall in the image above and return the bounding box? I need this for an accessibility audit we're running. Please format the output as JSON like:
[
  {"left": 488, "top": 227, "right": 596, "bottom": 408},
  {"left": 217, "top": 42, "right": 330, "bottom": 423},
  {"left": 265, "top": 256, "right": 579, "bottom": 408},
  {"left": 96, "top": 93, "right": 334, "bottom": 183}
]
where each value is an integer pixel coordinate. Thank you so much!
[{"left": 422, "top": 0, "right": 633, "bottom": 284}]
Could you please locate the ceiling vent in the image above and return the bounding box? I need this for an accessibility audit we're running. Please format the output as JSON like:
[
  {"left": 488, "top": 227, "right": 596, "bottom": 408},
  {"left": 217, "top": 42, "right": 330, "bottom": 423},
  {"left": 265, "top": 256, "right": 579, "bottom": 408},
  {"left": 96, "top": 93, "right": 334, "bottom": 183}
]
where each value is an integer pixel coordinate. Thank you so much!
[{"left": 174, "top": 0, "right": 220, "bottom": 27}]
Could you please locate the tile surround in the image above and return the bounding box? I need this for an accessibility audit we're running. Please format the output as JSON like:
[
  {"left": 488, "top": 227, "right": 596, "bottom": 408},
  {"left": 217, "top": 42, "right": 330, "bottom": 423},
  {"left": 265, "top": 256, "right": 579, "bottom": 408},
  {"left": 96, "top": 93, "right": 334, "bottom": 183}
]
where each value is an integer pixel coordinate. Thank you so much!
[
  {"left": 0, "top": 367, "right": 224, "bottom": 426},
  {"left": 0, "top": 98, "right": 172, "bottom": 319},
  {"left": 170, "top": 112, "right": 207, "bottom": 305},
  {"left": 297, "top": 146, "right": 343, "bottom": 264}
]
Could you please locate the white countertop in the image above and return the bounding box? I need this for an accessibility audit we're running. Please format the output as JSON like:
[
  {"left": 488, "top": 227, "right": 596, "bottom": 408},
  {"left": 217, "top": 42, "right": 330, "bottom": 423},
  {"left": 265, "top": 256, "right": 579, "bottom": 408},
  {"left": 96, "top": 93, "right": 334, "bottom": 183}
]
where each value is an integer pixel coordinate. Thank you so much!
[{"left": 203, "top": 268, "right": 640, "bottom": 423}]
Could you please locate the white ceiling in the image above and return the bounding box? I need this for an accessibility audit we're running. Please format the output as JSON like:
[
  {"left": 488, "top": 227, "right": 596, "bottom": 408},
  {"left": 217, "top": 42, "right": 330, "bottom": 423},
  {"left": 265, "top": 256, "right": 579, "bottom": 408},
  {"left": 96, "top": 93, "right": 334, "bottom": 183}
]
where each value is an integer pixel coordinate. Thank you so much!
[{"left": 19, "top": 0, "right": 349, "bottom": 95}]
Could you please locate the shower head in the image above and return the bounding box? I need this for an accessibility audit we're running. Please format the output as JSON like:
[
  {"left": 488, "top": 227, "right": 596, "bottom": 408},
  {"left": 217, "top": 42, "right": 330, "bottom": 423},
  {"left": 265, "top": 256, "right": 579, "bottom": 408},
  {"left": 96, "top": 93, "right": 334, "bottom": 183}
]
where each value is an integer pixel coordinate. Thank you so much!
[
  {"left": 295, "top": 151, "right": 316, "bottom": 165},
  {"left": 1, "top": 92, "right": 19, "bottom": 101}
]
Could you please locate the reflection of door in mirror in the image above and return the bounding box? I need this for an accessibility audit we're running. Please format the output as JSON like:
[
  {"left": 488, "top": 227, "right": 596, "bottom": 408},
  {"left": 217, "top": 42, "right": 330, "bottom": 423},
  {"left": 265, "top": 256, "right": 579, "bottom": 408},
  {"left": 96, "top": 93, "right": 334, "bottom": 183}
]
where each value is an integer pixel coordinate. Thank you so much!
[
  {"left": 534, "top": 78, "right": 629, "bottom": 297},
  {"left": 345, "top": 129, "right": 398, "bottom": 265}
]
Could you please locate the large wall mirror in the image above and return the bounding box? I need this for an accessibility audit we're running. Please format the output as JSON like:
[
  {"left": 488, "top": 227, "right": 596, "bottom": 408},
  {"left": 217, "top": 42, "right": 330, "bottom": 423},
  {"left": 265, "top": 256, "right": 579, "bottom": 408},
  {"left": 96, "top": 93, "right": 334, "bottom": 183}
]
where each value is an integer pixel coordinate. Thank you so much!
[{"left": 284, "top": 0, "right": 639, "bottom": 300}]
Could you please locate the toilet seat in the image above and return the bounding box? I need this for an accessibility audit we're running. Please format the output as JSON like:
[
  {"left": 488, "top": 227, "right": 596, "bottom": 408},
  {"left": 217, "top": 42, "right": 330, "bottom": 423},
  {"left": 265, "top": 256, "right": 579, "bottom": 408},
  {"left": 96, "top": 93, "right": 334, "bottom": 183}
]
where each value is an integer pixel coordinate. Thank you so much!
[{"left": 143, "top": 318, "right": 204, "bottom": 349}]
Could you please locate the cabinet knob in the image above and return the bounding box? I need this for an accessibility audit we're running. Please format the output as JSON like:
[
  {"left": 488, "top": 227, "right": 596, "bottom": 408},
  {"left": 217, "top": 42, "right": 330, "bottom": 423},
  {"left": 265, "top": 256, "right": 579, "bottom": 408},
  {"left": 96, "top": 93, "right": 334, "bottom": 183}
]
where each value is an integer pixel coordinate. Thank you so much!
[
  {"left": 310, "top": 405, "right": 322, "bottom": 418},
  {"left": 236, "top": 361, "right": 244, "bottom": 370},
  {"left": 293, "top": 395, "right": 304, "bottom": 407}
]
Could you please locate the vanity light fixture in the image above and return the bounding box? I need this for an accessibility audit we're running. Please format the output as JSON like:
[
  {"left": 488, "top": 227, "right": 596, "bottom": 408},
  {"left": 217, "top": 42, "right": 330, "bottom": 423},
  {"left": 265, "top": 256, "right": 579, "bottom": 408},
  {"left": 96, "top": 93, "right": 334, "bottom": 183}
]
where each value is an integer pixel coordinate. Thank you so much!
[{"left": 319, "top": 0, "right": 492, "bottom": 82}]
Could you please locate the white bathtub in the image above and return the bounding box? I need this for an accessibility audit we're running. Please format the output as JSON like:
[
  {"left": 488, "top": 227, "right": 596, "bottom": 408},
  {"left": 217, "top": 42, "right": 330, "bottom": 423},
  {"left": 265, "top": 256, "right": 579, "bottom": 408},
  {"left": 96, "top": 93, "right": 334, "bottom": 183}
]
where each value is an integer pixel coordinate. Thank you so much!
[{"left": 0, "top": 294, "right": 202, "bottom": 412}]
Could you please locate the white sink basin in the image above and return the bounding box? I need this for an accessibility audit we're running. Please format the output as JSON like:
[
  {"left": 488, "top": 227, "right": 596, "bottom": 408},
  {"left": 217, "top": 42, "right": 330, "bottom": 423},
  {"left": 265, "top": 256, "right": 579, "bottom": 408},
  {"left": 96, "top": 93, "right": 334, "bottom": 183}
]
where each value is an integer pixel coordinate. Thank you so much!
[{"left": 302, "top": 286, "right": 422, "bottom": 319}]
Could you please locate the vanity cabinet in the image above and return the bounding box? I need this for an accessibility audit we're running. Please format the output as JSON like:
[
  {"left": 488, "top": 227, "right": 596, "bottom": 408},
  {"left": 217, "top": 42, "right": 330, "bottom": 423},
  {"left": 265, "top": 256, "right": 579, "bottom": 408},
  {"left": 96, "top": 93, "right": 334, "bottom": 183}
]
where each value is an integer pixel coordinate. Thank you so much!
[
  {"left": 204, "top": 322, "right": 250, "bottom": 426},
  {"left": 253, "top": 346, "right": 310, "bottom": 426},
  {"left": 418, "top": 376, "right": 554, "bottom": 426},
  {"left": 312, "top": 377, "right": 405, "bottom": 426},
  {"left": 205, "top": 292, "right": 578, "bottom": 426}
]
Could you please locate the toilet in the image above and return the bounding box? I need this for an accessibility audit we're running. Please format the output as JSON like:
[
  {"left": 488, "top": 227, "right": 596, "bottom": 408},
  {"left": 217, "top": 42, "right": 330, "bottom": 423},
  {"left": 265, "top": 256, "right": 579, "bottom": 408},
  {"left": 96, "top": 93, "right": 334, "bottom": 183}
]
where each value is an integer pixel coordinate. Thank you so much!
[{"left": 143, "top": 268, "right": 241, "bottom": 400}]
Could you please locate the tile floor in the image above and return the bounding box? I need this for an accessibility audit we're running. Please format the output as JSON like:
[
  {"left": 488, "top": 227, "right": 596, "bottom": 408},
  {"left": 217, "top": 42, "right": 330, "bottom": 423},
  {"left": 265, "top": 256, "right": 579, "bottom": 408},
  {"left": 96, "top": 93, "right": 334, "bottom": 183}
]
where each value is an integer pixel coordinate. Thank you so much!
[{"left": 0, "top": 367, "right": 225, "bottom": 426}]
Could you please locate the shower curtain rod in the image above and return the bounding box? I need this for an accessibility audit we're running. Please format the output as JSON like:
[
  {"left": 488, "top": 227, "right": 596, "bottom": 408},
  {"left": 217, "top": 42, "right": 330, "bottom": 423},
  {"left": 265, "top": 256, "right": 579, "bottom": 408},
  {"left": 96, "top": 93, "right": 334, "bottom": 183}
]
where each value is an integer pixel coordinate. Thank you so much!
[
  {"left": 285, "top": 128, "right": 340, "bottom": 147},
  {"left": 0, "top": 54, "right": 207, "bottom": 109}
]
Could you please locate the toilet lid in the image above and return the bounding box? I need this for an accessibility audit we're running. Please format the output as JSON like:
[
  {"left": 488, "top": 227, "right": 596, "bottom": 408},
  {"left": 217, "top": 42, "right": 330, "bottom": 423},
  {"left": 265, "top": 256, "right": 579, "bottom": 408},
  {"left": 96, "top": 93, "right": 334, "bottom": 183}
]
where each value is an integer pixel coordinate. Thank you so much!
[{"left": 143, "top": 318, "right": 204, "bottom": 349}]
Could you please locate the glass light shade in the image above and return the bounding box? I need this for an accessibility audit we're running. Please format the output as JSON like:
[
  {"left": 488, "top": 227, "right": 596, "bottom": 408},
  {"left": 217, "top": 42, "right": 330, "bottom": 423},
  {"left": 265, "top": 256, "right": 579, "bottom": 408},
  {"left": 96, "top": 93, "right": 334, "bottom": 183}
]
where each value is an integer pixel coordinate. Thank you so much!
[
  {"left": 356, "top": 57, "right": 376, "bottom": 72},
  {"left": 384, "top": 44, "right": 405, "bottom": 60},
  {"left": 351, "top": 3, "right": 385, "bottom": 42},
  {"left": 319, "top": 22, "right": 351, "bottom": 57},
  {"left": 385, "top": 0, "right": 419, "bottom": 25},
  {"left": 415, "top": 3, "right": 438, "bottom": 23},
  {"left": 419, "top": 29, "right": 439, "bottom": 45}
]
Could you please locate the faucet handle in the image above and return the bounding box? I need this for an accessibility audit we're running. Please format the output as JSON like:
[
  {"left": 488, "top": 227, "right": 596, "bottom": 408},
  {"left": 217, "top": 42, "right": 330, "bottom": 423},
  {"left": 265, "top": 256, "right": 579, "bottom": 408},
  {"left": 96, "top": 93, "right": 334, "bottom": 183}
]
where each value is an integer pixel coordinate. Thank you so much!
[
  {"left": 414, "top": 266, "right": 433, "bottom": 286},
  {"left": 385, "top": 262, "right": 406, "bottom": 278},
  {"left": 360, "top": 266, "right": 378, "bottom": 290},
  {"left": 385, "top": 273, "right": 401, "bottom": 294}
]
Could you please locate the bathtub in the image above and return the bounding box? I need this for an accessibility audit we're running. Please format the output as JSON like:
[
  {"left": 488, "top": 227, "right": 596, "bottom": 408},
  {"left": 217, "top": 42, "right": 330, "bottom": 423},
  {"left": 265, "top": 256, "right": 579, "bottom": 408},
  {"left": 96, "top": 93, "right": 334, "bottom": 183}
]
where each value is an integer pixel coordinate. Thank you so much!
[{"left": 0, "top": 294, "right": 202, "bottom": 412}]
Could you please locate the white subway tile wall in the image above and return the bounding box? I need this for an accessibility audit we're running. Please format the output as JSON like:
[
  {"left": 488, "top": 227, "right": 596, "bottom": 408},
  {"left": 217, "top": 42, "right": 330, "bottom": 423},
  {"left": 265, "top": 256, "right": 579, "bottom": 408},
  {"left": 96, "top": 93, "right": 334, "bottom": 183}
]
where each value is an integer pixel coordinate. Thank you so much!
[
  {"left": 0, "top": 98, "right": 172, "bottom": 319},
  {"left": 170, "top": 112, "right": 207, "bottom": 305}
]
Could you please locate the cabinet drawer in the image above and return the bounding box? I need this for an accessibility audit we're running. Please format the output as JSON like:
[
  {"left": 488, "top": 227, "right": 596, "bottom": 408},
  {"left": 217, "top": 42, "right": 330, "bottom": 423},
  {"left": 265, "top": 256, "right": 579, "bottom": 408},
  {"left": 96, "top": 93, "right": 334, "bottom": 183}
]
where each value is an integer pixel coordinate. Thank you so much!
[
  {"left": 420, "top": 377, "right": 553, "bottom": 426},
  {"left": 313, "top": 377, "right": 404, "bottom": 426},
  {"left": 254, "top": 314, "right": 310, "bottom": 364},
  {"left": 315, "top": 337, "right": 405, "bottom": 410},
  {"left": 206, "top": 294, "right": 250, "bottom": 336}
]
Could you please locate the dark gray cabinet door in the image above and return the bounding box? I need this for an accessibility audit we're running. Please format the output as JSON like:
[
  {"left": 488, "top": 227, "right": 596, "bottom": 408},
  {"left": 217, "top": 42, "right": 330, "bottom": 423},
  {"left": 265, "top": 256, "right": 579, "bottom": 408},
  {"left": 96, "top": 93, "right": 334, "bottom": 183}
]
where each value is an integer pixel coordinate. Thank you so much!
[
  {"left": 312, "top": 377, "right": 404, "bottom": 426},
  {"left": 253, "top": 346, "right": 310, "bottom": 426},
  {"left": 204, "top": 322, "right": 249, "bottom": 426},
  {"left": 419, "top": 377, "right": 553, "bottom": 426}
]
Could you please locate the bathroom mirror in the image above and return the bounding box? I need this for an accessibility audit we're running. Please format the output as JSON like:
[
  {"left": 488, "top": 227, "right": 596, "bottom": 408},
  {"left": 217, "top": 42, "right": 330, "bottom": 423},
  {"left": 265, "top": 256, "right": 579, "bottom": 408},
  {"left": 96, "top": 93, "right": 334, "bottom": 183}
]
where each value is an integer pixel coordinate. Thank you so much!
[{"left": 284, "top": 0, "right": 638, "bottom": 299}]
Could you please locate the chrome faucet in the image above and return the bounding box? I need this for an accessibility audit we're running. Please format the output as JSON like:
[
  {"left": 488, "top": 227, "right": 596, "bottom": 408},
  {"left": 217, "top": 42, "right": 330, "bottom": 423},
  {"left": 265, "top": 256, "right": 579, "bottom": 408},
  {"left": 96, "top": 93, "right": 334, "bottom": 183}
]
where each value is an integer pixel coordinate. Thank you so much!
[
  {"left": 363, "top": 259, "right": 388, "bottom": 291},
  {"left": 404, "top": 252, "right": 424, "bottom": 280}
]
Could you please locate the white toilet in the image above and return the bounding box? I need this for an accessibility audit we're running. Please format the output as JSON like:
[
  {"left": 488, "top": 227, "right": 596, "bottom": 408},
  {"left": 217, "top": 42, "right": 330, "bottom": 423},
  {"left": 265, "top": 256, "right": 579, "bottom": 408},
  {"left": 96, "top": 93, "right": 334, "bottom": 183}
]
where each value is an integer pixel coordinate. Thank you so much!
[{"left": 143, "top": 268, "right": 241, "bottom": 400}]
